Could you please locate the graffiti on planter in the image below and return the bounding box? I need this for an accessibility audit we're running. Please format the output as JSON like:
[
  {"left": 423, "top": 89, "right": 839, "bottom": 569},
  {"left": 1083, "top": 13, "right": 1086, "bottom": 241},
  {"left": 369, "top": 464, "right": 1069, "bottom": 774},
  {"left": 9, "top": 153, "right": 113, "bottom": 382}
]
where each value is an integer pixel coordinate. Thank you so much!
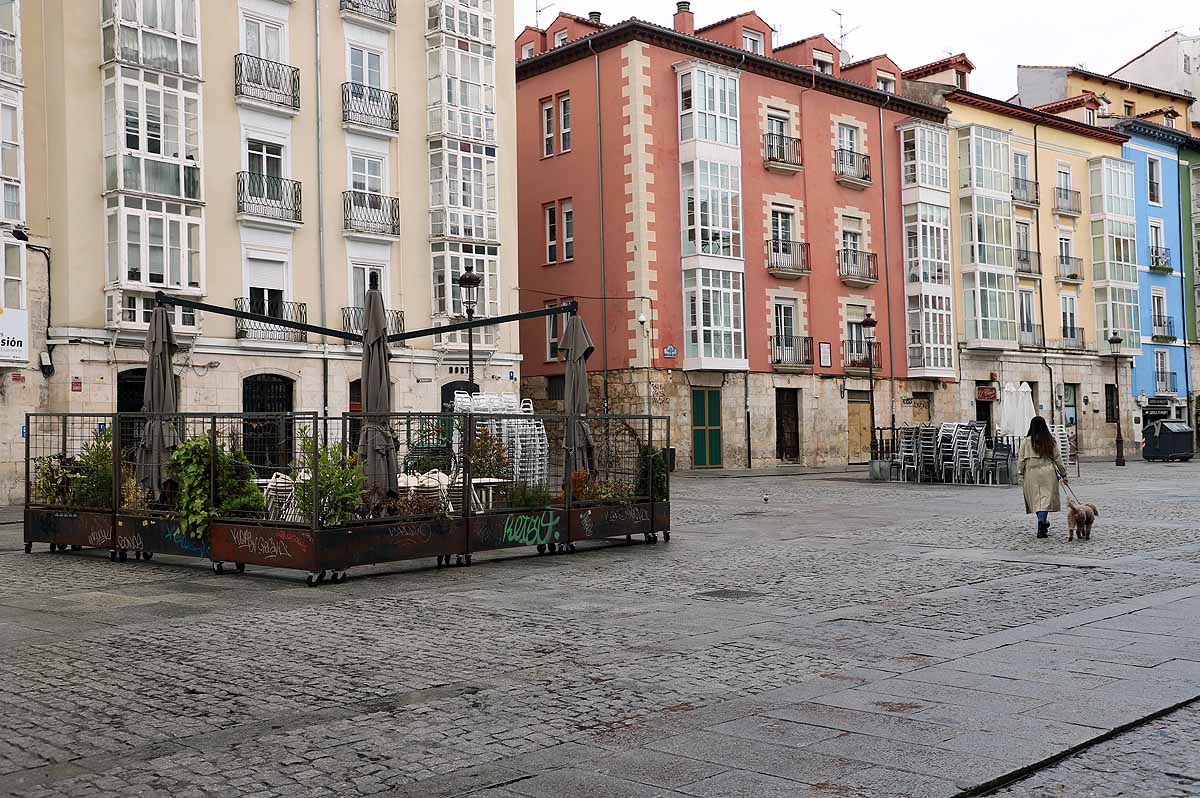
[
  {"left": 116, "top": 531, "right": 145, "bottom": 551},
  {"left": 386, "top": 523, "right": 436, "bottom": 546},
  {"left": 608, "top": 504, "right": 650, "bottom": 527},
  {"left": 501, "top": 511, "right": 561, "bottom": 546},
  {"left": 82, "top": 514, "right": 110, "bottom": 547},
  {"left": 229, "top": 527, "right": 291, "bottom": 560},
  {"left": 578, "top": 509, "right": 596, "bottom": 539},
  {"left": 166, "top": 526, "right": 208, "bottom": 557}
]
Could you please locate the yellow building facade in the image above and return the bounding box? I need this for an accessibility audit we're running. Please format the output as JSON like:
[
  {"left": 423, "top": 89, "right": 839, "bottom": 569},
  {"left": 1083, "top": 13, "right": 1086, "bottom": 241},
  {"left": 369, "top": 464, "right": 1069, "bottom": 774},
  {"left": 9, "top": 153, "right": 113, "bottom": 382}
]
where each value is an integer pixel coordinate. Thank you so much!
[{"left": 940, "top": 91, "right": 1136, "bottom": 454}]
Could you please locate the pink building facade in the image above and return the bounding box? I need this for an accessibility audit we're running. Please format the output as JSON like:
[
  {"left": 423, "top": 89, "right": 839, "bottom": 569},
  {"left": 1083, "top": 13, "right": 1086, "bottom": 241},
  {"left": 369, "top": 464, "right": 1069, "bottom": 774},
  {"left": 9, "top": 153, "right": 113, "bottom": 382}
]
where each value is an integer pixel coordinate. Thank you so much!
[{"left": 516, "top": 4, "right": 955, "bottom": 468}]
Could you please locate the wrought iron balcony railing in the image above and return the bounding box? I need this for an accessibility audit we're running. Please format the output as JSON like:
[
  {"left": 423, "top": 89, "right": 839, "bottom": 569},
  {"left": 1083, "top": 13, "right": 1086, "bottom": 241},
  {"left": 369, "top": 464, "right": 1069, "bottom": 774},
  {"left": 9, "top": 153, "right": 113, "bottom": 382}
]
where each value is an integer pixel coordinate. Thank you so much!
[
  {"left": 341, "top": 306, "right": 405, "bottom": 336},
  {"left": 834, "top": 149, "right": 871, "bottom": 182},
  {"left": 237, "top": 172, "right": 302, "bottom": 224},
  {"left": 1054, "top": 326, "right": 1087, "bottom": 350},
  {"left": 1054, "top": 187, "right": 1082, "bottom": 214},
  {"left": 1018, "top": 325, "right": 1043, "bottom": 349},
  {"left": 1011, "top": 176, "right": 1039, "bottom": 206},
  {"left": 234, "top": 53, "right": 300, "bottom": 111},
  {"left": 339, "top": 0, "right": 396, "bottom": 25},
  {"left": 842, "top": 339, "right": 882, "bottom": 372},
  {"left": 1150, "top": 246, "right": 1172, "bottom": 270},
  {"left": 763, "top": 133, "right": 802, "bottom": 167},
  {"left": 1014, "top": 249, "right": 1041, "bottom": 276},
  {"left": 1156, "top": 370, "right": 1178, "bottom": 394},
  {"left": 769, "top": 335, "right": 814, "bottom": 369},
  {"left": 1057, "top": 255, "right": 1084, "bottom": 282},
  {"left": 343, "top": 190, "right": 401, "bottom": 236},
  {"left": 767, "top": 240, "right": 810, "bottom": 276},
  {"left": 342, "top": 82, "right": 399, "bottom": 132},
  {"left": 234, "top": 297, "right": 308, "bottom": 343},
  {"left": 1153, "top": 315, "right": 1176, "bottom": 339},
  {"left": 838, "top": 249, "right": 878, "bottom": 283}
]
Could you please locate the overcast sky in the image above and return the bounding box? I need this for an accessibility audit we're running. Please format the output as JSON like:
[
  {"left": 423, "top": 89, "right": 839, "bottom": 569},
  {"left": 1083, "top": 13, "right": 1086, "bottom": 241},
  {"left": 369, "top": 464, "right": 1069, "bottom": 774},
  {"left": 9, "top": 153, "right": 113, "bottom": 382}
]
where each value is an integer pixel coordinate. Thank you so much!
[{"left": 513, "top": 0, "right": 1197, "bottom": 99}]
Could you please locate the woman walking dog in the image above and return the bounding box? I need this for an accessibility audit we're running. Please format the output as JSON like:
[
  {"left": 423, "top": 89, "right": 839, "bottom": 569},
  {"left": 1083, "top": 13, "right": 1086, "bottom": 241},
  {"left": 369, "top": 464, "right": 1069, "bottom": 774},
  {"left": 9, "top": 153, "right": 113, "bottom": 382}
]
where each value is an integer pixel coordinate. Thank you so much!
[{"left": 1019, "top": 416, "right": 1069, "bottom": 539}]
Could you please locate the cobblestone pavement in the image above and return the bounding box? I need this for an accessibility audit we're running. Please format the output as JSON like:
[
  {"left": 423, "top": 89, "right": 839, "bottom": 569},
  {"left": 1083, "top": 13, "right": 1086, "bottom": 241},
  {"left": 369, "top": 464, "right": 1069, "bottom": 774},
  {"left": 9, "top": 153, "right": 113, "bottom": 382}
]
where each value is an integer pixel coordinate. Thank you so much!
[{"left": 2, "top": 461, "right": 1200, "bottom": 797}]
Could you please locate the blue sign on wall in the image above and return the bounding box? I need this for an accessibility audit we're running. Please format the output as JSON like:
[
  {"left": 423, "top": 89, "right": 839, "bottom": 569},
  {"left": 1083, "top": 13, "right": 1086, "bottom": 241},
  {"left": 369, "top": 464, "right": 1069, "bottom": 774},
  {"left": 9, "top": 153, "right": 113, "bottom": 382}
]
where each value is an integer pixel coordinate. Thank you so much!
[{"left": 663, "top": 345, "right": 678, "bottom": 359}]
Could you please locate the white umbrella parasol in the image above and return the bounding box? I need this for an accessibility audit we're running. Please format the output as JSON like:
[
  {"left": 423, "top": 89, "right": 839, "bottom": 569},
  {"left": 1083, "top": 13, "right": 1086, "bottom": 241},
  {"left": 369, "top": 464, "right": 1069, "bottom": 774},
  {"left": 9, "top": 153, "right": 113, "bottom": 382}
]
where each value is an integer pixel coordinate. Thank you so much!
[
  {"left": 1015, "top": 382, "right": 1037, "bottom": 437},
  {"left": 998, "top": 382, "right": 1018, "bottom": 435}
]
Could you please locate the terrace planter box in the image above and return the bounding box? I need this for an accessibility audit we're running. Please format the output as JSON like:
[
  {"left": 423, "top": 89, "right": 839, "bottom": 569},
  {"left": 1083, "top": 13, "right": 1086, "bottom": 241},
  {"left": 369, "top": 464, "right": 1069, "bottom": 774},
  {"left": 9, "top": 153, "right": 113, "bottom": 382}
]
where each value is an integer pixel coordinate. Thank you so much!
[
  {"left": 24, "top": 508, "right": 112, "bottom": 552},
  {"left": 115, "top": 514, "right": 209, "bottom": 560}
]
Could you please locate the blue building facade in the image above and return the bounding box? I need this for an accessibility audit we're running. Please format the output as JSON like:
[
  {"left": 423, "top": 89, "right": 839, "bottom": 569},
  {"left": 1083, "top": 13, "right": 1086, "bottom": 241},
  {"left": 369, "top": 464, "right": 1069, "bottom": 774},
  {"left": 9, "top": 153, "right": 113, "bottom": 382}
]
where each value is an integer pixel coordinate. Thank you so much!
[{"left": 1117, "top": 121, "right": 1192, "bottom": 436}]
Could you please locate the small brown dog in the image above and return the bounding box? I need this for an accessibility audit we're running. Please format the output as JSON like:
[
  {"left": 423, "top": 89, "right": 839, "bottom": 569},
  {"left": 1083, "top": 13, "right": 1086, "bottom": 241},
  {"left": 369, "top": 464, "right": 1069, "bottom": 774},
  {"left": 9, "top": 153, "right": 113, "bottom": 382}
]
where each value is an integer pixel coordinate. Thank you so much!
[{"left": 1067, "top": 499, "right": 1099, "bottom": 541}]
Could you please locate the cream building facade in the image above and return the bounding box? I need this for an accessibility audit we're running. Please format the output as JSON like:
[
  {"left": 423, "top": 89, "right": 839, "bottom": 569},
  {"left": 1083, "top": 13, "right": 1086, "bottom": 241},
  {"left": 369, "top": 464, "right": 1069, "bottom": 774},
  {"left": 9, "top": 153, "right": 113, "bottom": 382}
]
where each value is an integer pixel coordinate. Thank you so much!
[{"left": 22, "top": 0, "right": 519, "bottom": 441}]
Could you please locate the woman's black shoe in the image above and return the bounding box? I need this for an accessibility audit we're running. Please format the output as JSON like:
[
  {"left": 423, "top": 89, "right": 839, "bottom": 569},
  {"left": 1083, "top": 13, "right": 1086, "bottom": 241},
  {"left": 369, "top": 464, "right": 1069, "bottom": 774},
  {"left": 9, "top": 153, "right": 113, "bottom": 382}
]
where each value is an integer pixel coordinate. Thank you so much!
[{"left": 1036, "top": 522, "right": 1049, "bottom": 539}]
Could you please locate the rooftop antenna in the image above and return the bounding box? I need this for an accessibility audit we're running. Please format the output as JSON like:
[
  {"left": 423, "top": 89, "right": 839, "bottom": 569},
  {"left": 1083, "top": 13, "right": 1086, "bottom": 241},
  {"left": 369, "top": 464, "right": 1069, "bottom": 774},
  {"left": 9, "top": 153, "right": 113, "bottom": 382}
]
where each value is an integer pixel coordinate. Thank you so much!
[
  {"left": 535, "top": 0, "right": 555, "bottom": 28},
  {"left": 831, "top": 8, "right": 861, "bottom": 59}
]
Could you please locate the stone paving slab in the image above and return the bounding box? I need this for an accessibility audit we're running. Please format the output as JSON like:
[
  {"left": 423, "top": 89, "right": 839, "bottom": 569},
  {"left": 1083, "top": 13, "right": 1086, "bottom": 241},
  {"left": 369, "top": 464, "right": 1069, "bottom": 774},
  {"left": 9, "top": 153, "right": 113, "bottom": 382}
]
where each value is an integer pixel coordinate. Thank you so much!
[{"left": 1, "top": 461, "right": 1200, "bottom": 796}]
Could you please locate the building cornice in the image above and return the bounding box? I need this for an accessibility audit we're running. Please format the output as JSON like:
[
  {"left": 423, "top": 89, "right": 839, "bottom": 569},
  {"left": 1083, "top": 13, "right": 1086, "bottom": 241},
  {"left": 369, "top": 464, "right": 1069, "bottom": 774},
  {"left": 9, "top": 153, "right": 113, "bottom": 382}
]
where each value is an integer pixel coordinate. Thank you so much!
[
  {"left": 1112, "top": 118, "right": 1196, "bottom": 147},
  {"left": 947, "top": 90, "right": 1130, "bottom": 144},
  {"left": 515, "top": 19, "right": 949, "bottom": 122}
]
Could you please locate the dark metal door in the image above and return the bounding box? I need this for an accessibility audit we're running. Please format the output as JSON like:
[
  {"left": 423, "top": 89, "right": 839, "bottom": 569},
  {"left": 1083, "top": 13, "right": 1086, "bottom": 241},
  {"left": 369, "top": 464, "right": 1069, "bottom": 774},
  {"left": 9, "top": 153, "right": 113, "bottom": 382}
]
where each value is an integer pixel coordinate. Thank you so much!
[
  {"left": 775, "top": 388, "right": 800, "bottom": 462},
  {"left": 242, "top": 374, "right": 294, "bottom": 476}
]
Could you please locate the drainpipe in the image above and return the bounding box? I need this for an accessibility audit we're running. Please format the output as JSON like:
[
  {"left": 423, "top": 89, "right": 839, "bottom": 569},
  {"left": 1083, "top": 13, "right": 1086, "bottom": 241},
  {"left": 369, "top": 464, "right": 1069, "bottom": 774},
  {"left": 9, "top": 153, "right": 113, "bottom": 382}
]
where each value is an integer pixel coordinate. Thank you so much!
[
  {"left": 1032, "top": 123, "right": 1051, "bottom": 422},
  {"left": 588, "top": 39, "right": 609, "bottom": 413},
  {"left": 1177, "top": 161, "right": 1193, "bottom": 430},
  {"left": 877, "top": 101, "right": 896, "bottom": 430},
  {"left": 313, "top": 0, "right": 329, "bottom": 416}
]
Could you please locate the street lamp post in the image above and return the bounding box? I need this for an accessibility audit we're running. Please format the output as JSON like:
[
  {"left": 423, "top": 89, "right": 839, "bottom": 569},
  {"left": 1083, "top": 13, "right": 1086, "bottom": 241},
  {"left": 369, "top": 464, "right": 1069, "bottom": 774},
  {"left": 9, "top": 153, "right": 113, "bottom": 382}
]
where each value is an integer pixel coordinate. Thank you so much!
[
  {"left": 456, "top": 264, "right": 483, "bottom": 394},
  {"left": 863, "top": 312, "right": 878, "bottom": 462},
  {"left": 1108, "top": 331, "right": 1126, "bottom": 467}
]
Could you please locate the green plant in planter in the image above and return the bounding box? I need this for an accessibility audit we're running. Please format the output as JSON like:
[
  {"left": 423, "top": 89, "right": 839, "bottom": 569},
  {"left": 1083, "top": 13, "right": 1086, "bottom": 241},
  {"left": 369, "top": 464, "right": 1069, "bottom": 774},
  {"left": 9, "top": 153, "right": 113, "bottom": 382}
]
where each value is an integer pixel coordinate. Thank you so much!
[
  {"left": 32, "top": 454, "right": 75, "bottom": 505},
  {"left": 293, "top": 434, "right": 365, "bottom": 528},
  {"left": 636, "top": 446, "right": 669, "bottom": 501},
  {"left": 69, "top": 428, "right": 115, "bottom": 509},
  {"left": 578, "top": 478, "right": 636, "bottom": 503},
  {"left": 509, "top": 482, "right": 554, "bottom": 509},
  {"left": 215, "top": 446, "right": 265, "bottom": 518},
  {"left": 170, "top": 434, "right": 214, "bottom": 540},
  {"left": 469, "top": 428, "right": 512, "bottom": 480}
]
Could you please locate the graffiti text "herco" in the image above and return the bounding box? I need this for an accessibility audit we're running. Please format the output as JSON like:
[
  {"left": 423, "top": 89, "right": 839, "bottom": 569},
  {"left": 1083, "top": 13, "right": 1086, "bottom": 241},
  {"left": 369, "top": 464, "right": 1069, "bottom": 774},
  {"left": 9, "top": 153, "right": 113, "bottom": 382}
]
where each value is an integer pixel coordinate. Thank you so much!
[{"left": 502, "top": 511, "right": 560, "bottom": 546}]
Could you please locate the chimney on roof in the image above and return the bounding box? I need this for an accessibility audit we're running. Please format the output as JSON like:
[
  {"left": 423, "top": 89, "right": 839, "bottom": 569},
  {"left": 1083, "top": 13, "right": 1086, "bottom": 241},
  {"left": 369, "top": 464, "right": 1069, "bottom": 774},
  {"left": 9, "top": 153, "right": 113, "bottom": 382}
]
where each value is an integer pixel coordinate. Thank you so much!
[
  {"left": 674, "top": 2, "right": 694, "bottom": 35},
  {"left": 588, "top": 11, "right": 601, "bottom": 23}
]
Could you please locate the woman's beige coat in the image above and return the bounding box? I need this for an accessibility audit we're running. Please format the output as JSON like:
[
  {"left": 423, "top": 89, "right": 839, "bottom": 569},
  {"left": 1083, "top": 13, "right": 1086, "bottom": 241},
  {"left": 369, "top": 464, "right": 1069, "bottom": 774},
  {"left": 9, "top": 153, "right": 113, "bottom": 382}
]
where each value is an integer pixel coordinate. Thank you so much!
[{"left": 1019, "top": 437, "right": 1067, "bottom": 513}]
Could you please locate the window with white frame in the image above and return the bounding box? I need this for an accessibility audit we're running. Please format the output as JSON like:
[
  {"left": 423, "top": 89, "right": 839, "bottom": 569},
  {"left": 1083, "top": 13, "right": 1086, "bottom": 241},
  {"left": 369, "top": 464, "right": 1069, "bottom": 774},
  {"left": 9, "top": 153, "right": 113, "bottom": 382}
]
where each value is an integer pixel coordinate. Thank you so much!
[
  {"left": 247, "top": 139, "right": 282, "bottom": 178},
  {"left": 1013, "top": 151, "right": 1030, "bottom": 182},
  {"left": 246, "top": 255, "right": 286, "bottom": 317},
  {"left": 773, "top": 298, "right": 797, "bottom": 341},
  {"left": 2, "top": 239, "right": 21, "bottom": 310},
  {"left": 840, "top": 215, "right": 862, "bottom": 253},
  {"left": 349, "top": 45, "right": 382, "bottom": 89},
  {"left": 960, "top": 195, "right": 1013, "bottom": 267},
  {"left": 428, "top": 138, "right": 498, "bottom": 240},
  {"left": 876, "top": 71, "right": 896, "bottom": 93},
  {"left": 351, "top": 262, "right": 385, "bottom": 310},
  {"left": 113, "top": 291, "right": 195, "bottom": 327},
  {"left": 1014, "top": 220, "right": 1031, "bottom": 258},
  {"left": 683, "top": 269, "right": 744, "bottom": 360},
  {"left": 1018, "top": 288, "right": 1036, "bottom": 334},
  {"left": 432, "top": 241, "right": 499, "bottom": 345},
  {"left": 961, "top": 269, "right": 1016, "bottom": 341},
  {"left": 1056, "top": 162, "right": 1071, "bottom": 191},
  {"left": 957, "top": 125, "right": 1010, "bottom": 192},
  {"left": 351, "top": 153, "right": 382, "bottom": 194},
  {"left": 678, "top": 66, "right": 739, "bottom": 145},
  {"left": 520, "top": 43, "right": 533, "bottom": 59},
  {"left": 1085, "top": 108, "right": 1096, "bottom": 125},
  {"left": 101, "top": 0, "right": 200, "bottom": 77},
  {"left": 1089, "top": 157, "right": 1134, "bottom": 217},
  {"left": 681, "top": 160, "right": 742, "bottom": 257},
  {"left": 426, "top": 35, "right": 496, "bottom": 143},
  {"left": 559, "top": 95, "right": 571, "bottom": 151},
  {"left": 243, "top": 15, "right": 283, "bottom": 62},
  {"left": 1090, "top": 218, "right": 1137, "bottom": 282},
  {"left": 1094, "top": 285, "right": 1139, "bottom": 344},
  {"left": 770, "top": 206, "right": 794, "bottom": 245},
  {"left": 742, "top": 28, "right": 764, "bottom": 55},
  {"left": 1166, "top": 116, "right": 1176, "bottom": 129},
  {"left": 427, "top": 0, "right": 496, "bottom": 45},
  {"left": 0, "top": 98, "right": 19, "bottom": 221},
  {"left": 1149, "top": 219, "right": 1165, "bottom": 253},
  {"left": 1060, "top": 293, "right": 1077, "bottom": 337},
  {"left": 812, "top": 49, "right": 834, "bottom": 74},
  {"left": 544, "top": 203, "right": 557, "bottom": 262},
  {"left": 105, "top": 195, "right": 202, "bottom": 290},
  {"left": 561, "top": 199, "right": 574, "bottom": 260},
  {"left": 900, "top": 124, "right": 948, "bottom": 189},
  {"left": 553, "top": 30, "right": 568, "bottom": 47},
  {"left": 1156, "top": 349, "right": 1171, "bottom": 391},
  {"left": 0, "top": 0, "right": 17, "bottom": 80},
  {"left": 541, "top": 99, "right": 553, "bottom": 156},
  {"left": 1148, "top": 156, "right": 1162, "bottom": 205},
  {"left": 906, "top": 293, "right": 953, "bottom": 369},
  {"left": 1057, "top": 231, "right": 1073, "bottom": 261},
  {"left": 903, "top": 203, "right": 950, "bottom": 285},
  {"left": 545, "top": 299, "right": 568, "bottom": 359},
  {"left": 102, "top": 68, "right": 202, "bottom": 200},
  {"left": 1152, "top": 289, "right": 1167, "bottom": 333}
]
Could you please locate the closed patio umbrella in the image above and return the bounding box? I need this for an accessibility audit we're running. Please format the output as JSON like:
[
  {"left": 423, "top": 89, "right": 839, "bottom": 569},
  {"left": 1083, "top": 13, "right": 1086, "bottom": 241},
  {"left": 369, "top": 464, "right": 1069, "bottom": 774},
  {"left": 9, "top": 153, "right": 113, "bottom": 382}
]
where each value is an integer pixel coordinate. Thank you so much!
[
  {"left": 357, "top": 288, "right": 399, "bottom": 494},
  {"left": 559, "top": 313, "right": 595, "bottom": 474},
  {"left": 136, "top": 305, "right": 180, "bottom": 502},
  {"left": 998, "top": 382, "right": 1017, "bottom": 435},
  {"left": 1016, "top": 382, "right": 1037, "bottom": 436}
]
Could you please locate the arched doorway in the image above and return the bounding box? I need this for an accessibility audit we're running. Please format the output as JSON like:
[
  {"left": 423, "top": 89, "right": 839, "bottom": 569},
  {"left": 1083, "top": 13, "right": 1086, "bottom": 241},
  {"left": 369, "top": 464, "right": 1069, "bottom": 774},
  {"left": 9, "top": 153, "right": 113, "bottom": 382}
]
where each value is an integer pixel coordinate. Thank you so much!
[
  {"left": 117, "top": 369, "right": 147, "bottom": 454},
  {"left": 242, "top": 374, "right": 295, "bottom": 476},
  {"left": 440, "top": 380, "right": 477, "bottom": 412}
]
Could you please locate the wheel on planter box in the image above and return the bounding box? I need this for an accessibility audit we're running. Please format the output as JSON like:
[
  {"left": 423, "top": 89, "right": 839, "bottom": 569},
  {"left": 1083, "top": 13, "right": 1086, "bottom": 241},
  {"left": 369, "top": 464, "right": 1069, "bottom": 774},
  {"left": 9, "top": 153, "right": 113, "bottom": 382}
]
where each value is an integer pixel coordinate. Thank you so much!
[
  {"left": 140, "top": 551, "right": 153, "bottom": 561},
  {"left": 211, "top": 561, "right": 224, "bottom": 575},
  {"left": 23, "top": 542, "right": 31, "bottom": 553},
  {"left": 536, "top": 544, "right": 546, "bottom": 554},
  {"left": 305, "top": 570, "right": 327, "bottom": 587},
  {"left": 663, "top": 531, "right": 671, "bottom": 543},
  {"left": 117, "top": 549, "right": 128, "bottom": 562},
  {"left": 234, "top": 562, "right": 244, "bottom": 573},
  {"left": 109, "top": 549, "right": 117, "bottom": 562},
  {"left": 71, "top": 545, "right": 82, "bottom": 551}
]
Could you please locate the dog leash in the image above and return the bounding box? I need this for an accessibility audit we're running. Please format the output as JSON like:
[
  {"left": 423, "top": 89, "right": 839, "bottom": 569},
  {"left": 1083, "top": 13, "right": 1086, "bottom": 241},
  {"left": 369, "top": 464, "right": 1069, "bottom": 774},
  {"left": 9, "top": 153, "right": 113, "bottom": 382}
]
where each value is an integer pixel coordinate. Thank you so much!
[{"left": 1058, "top": 473, "right": 1082, "bottom": 504}]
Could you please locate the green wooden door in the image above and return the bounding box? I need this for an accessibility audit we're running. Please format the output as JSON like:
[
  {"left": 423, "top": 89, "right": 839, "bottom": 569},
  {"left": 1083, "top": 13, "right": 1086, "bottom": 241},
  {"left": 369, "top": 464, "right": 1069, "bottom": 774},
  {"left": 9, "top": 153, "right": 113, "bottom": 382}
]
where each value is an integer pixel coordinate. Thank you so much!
[{"left": 691, "top": 388, "right": 723, "bottom": 467}]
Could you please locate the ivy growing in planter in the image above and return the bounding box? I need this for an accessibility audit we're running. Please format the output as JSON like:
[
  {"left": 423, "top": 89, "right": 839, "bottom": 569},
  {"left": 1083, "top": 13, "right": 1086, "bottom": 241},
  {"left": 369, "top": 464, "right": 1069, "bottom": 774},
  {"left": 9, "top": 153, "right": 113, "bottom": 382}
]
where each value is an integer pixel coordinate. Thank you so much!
[
  {"left": 293, "top": 434, "right": 365, "bottom": 528},
  {"left": 70, "top": 428, "right": 115, "bottom": 510},
  {"left": 170, "top": 435, "right": 215, "bottom": 541}
]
